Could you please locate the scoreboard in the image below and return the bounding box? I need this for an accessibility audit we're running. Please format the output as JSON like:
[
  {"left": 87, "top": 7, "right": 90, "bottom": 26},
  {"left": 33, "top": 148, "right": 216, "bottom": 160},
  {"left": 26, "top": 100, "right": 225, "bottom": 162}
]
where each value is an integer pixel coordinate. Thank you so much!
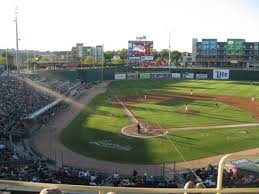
[
  {"left": 201, "top": 39, "right": 217, "bottom": 54},
  {"left": 128, "top": 41, "right": 153, "bottom": 61},
  {"left": 226, "top": 39, "right": 245, "bottom": 55}
]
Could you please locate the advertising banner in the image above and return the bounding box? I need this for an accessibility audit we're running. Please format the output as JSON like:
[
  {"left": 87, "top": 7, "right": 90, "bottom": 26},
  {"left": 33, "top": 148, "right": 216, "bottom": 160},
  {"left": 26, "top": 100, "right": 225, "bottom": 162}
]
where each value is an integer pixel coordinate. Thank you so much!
[
  {"left": 213, "top": 69, "right": 229, "bottom": 79},
  {"left": 127, "top": 73, "right": 138, "bottom": 80},
  {"left": 151, "top": 73, "right": 171, "bottom": 79},
  {"left": 196, "top": 74, "right": 208, "bottom": 79},
  {"left": 182, "top": 72, "right": 194, "bottom": 79},
  {"left": 139, "top": 73, "right": 151, "bottom": 79},
  {"left": 115, "top": 74, "right": 126, "bottom": 80},
  {"left": 171, "top": 73, "right": 181, "bottom": 78}
]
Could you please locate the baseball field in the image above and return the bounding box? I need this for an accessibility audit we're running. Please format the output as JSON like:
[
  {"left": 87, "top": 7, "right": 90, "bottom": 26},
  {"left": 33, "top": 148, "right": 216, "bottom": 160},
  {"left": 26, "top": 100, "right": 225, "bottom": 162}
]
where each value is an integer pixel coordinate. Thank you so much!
[{"left": 60, "top": 79, "right": 259, "bottom": 164}]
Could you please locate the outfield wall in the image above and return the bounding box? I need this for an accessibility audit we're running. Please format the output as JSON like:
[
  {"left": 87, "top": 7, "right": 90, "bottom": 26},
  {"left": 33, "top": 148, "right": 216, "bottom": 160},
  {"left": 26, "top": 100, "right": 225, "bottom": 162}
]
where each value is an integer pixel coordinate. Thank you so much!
[{"left": 36, "top": 67, "right": 259, "bottom": 82}]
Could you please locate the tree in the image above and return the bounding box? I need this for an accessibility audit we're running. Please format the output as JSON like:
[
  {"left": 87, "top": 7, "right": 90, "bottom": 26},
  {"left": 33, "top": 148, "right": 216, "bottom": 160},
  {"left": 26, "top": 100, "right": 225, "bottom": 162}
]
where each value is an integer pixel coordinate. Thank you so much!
[
  {"left": 152, "top": 49, "right": 159, "bottom": 60},
  {"left": 0, "top": 55, "right": 5, "bottom": 64},
  {"left": 104, "top": 51, "right": 114, "bottom": 61},
  {"left": 117, "top": 49, "right": 128, "bottom": 59},
  {"left": 83, "top": 56, "right": 95, "bottom": 65},
  {"left": 159, "top": 49, "right": 169, "bottom": 59},
  {"left": 181, "top": 51, "right": 191, "bottom": 56},
  {"left": 112, "top": 59, "right": 124, "bottom": 65},
  {"left": 41, "top": 57, "right": 50, "bottom": 62},
  {"left": 27, "top": 58, "right": 37, "bottom": 69},
  {"left": 171, "top": 51, "right": 182, "bottom": 63}
]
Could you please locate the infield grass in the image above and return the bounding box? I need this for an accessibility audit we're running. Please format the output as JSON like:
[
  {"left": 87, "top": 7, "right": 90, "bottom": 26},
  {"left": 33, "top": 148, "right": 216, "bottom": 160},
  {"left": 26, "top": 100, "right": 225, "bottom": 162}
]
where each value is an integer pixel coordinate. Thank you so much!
[
  {"left": 128, "top": 100, "right": 255, "bottom": 128},
  {"left": 61, "top": 79, "right": 259, "bottom": 164}
]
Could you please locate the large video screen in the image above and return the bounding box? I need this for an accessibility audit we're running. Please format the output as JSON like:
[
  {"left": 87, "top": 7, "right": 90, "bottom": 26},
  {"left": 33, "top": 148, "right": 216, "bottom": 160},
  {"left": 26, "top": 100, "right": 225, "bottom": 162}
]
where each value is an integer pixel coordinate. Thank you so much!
[
  {"left": 128, "top": 41, "right": 153, "bottom": 61},
  {"left": 225, "top": 39, "right": 245, "bottom": 55},
  {"left": 201, "top": 39, "right": 217, "bottom": 54}
]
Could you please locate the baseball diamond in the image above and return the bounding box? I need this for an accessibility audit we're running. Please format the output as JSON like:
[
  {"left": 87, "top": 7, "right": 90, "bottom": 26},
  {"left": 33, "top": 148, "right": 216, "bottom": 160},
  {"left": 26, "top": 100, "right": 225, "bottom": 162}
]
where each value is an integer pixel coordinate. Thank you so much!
[{"left": 60, "top": 79, "right": 259, "bottom": 164}]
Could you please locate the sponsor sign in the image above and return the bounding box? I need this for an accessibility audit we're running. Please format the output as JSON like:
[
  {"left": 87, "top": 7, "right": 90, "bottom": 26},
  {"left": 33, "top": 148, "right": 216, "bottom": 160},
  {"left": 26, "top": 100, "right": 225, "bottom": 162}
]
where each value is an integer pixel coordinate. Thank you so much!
[
  {"left": 213, "top": 69, "right": 229, "bottom": 80},
  {"left": 151, "top": 73, "right": 171, "bottom": 79},
  {"left": 127, "top": 73, "right": 138, "bottom": 80},
  {"left": 115, "top": 74, "right": 126, "bottom": 80},
  {"left": 139, "top": 73, "right": 151, "bottom": 79},
  {"left": 141, "top": 56, "right": 154, "bottom": 60},
  {"left": 89, "top": 140, "right": 132, "bottom": 151},
  {"left": 196, "top": 74, "right": 208, "bottom": 79},
  {"left": 171, "top": 73, "right": 181, "bottom": 78},
  {"left": 182, "top": 72, "right": 194, "bottom": 79}
]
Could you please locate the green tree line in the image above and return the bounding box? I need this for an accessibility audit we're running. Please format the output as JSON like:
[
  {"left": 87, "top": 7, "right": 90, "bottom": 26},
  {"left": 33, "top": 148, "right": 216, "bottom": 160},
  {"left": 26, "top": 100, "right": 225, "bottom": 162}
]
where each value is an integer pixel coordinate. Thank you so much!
[{"left": 81, "top": 49, "right": 188, "bottom": 66}]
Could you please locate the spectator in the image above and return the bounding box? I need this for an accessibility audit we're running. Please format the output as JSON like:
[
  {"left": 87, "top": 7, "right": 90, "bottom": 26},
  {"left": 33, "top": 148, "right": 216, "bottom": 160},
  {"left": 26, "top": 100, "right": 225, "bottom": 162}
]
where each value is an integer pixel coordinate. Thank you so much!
[
  {"left": 39, "top": 188, "right": 63, "bottom": 194},
  {"left": 113, "top": 172, "right": 119, "bottom": 180}
]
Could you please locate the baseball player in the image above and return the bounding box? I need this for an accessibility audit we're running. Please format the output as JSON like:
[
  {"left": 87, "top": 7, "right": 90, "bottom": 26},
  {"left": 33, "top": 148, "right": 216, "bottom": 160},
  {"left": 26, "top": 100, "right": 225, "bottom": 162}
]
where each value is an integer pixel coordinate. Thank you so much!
[{"left": 185, "top": 103, "right": 188, "bottom": 111}]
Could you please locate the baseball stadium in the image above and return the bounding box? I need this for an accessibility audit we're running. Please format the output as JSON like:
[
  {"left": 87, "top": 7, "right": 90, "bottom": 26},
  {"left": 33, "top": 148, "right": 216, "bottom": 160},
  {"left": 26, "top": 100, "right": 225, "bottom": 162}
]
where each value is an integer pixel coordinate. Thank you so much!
[
  {"left": 1, "top": 0, "right": 259, "bottom": 192},
  {"left": 1, "top": 65, "right": 259, "bottom": 193},
  {"left": 1, "top": 42, "right": 259, "bottom": 193}
]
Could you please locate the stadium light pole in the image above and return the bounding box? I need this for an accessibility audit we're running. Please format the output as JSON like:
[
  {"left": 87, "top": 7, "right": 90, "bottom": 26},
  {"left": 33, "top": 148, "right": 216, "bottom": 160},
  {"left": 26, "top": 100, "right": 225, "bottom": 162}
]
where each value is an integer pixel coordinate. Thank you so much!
[
  {"left": 6, "top": 49, "right": 9, "bottom": 76},
  {"left": 168, "top": 32, "right": 171, "bottom": 73},
  {"left": 14, "top": 7, "right": 20, "bottom": 76},
  {"left": 101, "top": 44, "right": 104, "bottom": 82}
]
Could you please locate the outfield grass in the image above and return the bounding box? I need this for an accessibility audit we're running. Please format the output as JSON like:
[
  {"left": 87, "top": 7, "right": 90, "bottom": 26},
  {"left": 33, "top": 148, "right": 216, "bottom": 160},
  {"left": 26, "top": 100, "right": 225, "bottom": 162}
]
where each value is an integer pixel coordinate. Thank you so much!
[
  {"left": 107, "top": 79, "right": 259, "bottom": 97},
  {"left": 61, "top": 79, "right": 259, "bottom": 164}
]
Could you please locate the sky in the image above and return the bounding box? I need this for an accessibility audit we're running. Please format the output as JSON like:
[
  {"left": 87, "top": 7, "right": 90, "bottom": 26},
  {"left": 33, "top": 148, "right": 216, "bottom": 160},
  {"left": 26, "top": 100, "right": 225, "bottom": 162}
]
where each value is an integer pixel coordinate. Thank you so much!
[{"left": 1, "top": 0, "right": 259, "bottom": 52}]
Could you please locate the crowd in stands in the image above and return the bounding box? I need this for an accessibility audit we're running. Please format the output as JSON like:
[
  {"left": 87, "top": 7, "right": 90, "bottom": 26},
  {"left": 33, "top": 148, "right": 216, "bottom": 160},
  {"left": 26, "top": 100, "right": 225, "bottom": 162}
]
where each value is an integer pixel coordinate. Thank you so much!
[
  {"left": 25, "top": 74, "right": 82, "bottom": 95},
  {"left": 0, "top": 73, "right": 104, "bottom": 186},
  {"left": 182, "top": 164, "right": 217, "bottom": 189},
  {"left": 223, "top": 168, "right": 259, "bottom": 187},
  {"left": 0, "top": 161, "right": 105, "bottom": 186},
  {"left": 0, "top": 76, "right": 54, "bottom": 139},
  {"left": 182, "top": 164, "right": 259, "bottom": 189},
  {"left": 110, "top": 171, "right": 178, "bottom": 188}
]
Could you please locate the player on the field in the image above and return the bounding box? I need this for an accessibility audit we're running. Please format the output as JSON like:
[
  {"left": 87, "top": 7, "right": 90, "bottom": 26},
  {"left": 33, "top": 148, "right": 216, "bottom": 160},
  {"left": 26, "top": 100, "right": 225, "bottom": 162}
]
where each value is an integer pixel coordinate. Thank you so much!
[
  {"left": 185, "top": 103, "right": 188, "bottom": 111},
  {"left": 137, "top": 123, "right": 141, "bottom": 133}
]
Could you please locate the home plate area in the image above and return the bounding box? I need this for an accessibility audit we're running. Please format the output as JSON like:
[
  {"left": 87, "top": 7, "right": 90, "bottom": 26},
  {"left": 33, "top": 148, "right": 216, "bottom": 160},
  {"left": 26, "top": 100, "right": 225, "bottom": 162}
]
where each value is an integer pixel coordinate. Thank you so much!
[{"left": 121, "top": 123, "right": 168, "bottom": 138}]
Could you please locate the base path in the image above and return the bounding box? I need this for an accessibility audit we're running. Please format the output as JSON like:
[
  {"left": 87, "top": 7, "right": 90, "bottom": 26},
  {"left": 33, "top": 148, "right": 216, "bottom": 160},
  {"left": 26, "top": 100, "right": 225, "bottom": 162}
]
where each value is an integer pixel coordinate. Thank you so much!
[
  {"left": 32, "top": 84, "right": 259, "bottom": 176},
  {"left": 169, "top": 122, "right": 259, "bottom": 132}
]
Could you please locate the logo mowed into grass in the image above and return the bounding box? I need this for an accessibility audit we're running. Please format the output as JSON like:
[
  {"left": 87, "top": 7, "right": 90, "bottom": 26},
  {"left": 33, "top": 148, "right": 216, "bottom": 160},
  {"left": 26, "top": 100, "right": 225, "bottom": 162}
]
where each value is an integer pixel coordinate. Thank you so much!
[{"left": 89, "top": 140, "right": 132, "bottom": 151}]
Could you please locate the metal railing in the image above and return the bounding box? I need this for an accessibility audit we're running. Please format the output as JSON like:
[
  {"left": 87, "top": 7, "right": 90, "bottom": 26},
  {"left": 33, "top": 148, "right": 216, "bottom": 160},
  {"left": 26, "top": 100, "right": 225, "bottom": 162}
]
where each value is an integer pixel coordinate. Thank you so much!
[{"left": 0, "top": 154, "right": 259, "bottom": 194}]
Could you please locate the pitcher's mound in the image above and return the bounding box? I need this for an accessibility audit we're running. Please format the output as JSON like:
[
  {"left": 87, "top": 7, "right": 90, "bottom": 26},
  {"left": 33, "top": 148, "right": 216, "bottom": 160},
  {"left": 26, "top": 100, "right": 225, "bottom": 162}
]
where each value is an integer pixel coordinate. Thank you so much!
[
  {"left": 175, "top": 108, "right": 200, "bottom": 115},
  {"left": 122, "top": 124, "right": 168, "bottom": 139}
]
